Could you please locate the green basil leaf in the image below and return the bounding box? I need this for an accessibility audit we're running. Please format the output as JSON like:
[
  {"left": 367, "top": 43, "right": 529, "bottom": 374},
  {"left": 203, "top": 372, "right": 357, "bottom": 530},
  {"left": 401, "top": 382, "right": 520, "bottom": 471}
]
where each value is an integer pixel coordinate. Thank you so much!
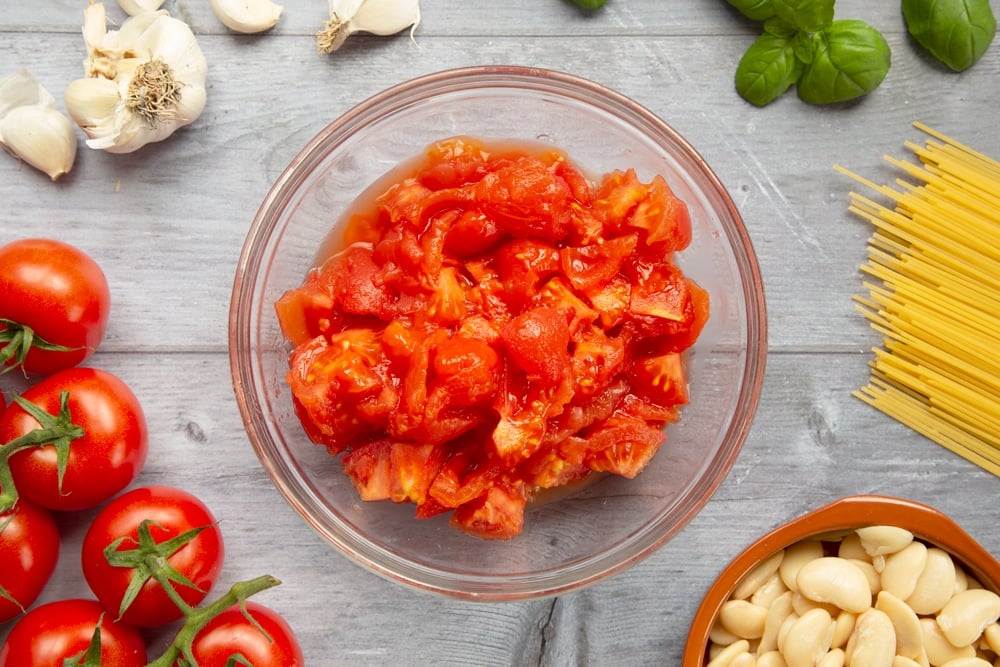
[
  {"left": 735, "top": 32, "right": 804, "bottom": 106},
  {"left": 797, "top": 20, "right": 891, "bottom": 104},
  {"left": 726, "top": 0, "right": 777, "bottom": 22},
  {"left": 902, "top": 0, "right": 997, "bottom": 71},
  {"left": 792, "top": 30, "right": 815, "bottom": 63},
  {"left": 772, "top": 0, "right": 835, "bottom": 32},
  {"left": 763, "top": 17, "right": 798, "bottom": 39}
]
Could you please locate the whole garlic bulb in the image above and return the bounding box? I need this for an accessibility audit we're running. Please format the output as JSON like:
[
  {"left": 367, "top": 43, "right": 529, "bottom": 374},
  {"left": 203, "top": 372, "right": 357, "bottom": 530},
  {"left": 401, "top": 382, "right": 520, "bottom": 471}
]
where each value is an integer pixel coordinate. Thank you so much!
[
  {"left": 64, "top": 2, "right": 208, "bottom": 154},
  {"left": 0, "top": 69, "right": 78, "bottom": 181}
]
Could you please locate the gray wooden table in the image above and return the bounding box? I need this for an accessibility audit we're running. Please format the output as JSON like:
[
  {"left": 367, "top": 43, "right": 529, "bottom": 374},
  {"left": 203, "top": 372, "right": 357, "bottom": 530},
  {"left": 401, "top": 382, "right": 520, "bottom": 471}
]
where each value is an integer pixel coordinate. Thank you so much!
[{"left": 3, "top": 1, "right": 999, "bottom": 664}]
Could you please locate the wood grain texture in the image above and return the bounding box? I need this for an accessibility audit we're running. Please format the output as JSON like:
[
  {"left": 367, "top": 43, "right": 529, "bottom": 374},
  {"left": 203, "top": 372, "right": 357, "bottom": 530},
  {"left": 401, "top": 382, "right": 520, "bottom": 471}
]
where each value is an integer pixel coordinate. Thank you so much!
[{"left": 2, "top": 1, "right": 999, "bottom": 664}]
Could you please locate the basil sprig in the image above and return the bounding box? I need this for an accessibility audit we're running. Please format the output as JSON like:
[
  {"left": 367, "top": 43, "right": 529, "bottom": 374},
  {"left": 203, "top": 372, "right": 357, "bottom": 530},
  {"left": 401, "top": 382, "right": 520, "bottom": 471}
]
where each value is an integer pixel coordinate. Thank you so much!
[{"left": 728, "top": 0, "right": 890, "bottom": 106}]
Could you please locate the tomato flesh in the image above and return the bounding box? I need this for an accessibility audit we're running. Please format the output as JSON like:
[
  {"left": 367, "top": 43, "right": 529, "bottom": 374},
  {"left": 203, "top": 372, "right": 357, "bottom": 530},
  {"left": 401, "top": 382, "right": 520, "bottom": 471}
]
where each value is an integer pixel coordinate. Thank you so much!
[{"left": 276, "top": 137, "right": 709, "bottom": 539}]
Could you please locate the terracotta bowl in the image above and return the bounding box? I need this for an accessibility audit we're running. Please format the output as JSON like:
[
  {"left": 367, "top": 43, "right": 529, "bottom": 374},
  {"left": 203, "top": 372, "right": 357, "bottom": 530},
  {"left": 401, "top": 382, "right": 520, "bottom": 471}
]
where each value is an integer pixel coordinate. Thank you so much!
[{"left": 683, "top": 494, "right": 1000, "bottom": 665}]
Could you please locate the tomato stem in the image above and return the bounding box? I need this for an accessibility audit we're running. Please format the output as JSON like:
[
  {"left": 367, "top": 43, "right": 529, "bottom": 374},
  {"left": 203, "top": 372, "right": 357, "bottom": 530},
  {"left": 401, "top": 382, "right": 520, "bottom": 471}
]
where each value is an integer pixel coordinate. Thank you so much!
[
  {"left": 0, "top": 319, "right": 81, "bottom": 376},
  {"left": 145, "top": 574, "right": 282, "bottom": 667},
  {"left": 0, "top": 391, "right": 85, "bottom": 513}
]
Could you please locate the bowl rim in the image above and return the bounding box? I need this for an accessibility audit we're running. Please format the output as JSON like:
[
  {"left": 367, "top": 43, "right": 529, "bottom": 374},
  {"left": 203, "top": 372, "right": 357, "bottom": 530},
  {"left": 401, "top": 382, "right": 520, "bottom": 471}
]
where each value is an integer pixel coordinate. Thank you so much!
[
  {"left": 229, "top": 64, "right": 769, "bottom": 600},
  {"left": 681, "top": 494, "right": 1000, "bottom": 666}
]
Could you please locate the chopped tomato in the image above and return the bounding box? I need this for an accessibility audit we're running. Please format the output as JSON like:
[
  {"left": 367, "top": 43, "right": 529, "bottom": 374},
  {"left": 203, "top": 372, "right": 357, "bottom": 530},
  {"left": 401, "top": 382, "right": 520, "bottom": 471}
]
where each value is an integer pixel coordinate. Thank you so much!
[
  {"left": 629, "top": 352, "right": 690, "bottom": 407},
  {"left": 275, "top": 137, "right": 709, "bottom": 539},
  {"left": 451, "top": 482, "right": 527, "bottom": 539},
  {"left": 499, "top": 307, "right": 570, "bottom": 387},
  {"left": 342, "top": 439, "right": 446, "bottom": 505},
  {"left": 584, "top": 413, "right": 666, "bottom": 478},
  {"left": 629, "top": 174, "right": 692, "bottom": 252}
]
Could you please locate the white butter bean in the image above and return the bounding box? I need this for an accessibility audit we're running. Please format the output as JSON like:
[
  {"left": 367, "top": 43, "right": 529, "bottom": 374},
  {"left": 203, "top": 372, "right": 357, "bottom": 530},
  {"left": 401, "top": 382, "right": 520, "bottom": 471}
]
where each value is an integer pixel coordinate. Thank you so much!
[
  {"left": 721, "top": 599, "right": 769, "bottom": 640},
  {"left": 752, "top": 573, "right": 791, "bottom": 609},
  {"left": 756, "top": 650, "right": 787, "bottom": 667},
  {"left": 792, "top": 591, "right": 840, "bottom": 618},
  {"left": 855, "top": 526, "right": 913, "bottom": 557},
  {"left": 796, "top": 557, "right": 873, "bottom": 614},
  {"left": 983, "top": 622, "right": 1000, "bottom": 654},
  {"left": 936, "top": 658, "right": 992, "bottom": 667},
  {"left": 759, "top": 592, "right": 795, "bottom": 655},
  {"left": 781, "top": 608, "right": 834, "bottom": 667},
  {"left": 881, "top": 542, "right": 929, "bottom": 601},
  {"left": 777, "top": 613, "right": 800, "bottom": 657},
  {"left": 780, "top": 541, "right": 824, "bottom": 593},
  {"left": 892, "top": 657, "right": 925, "bottom": 667},
  {"left": 711, "top": 621, "right": 742, "bottom": 646},
  {"left": 857, "top": 526, "right": 914, "bottom": 557},
  {"left": 735, "top": 550, "right": 786, "bottom": 601},
  {"left": 937, "top": 589, "right": 1000, "bottom": 648},
  {"left": 708, "top": 639, "right": 751, "bottom": 667},
  {"left": 839, "top": 534, "right": 873, "bottom": 562},
  {"left": 846, "top": 608, "right": 896, "bottom": 667},
  {"left": 818, "top": 648, "right": 845, "bottom": 667},
  {"left": 907, "top": 549, "right": 958, "bottom": 615},
  {"left": 849, "top": 558, "right": 882, "bottom": 596},
  {"left": 831, "top": 611, "right": 857, "bottom": 650},
  {"left": 876, "top": 590, "right": 923, "bottom": 660},
  {"left": 920, "top": 618, "right": 977, "bottom": 666},
  {"left": 730, "top": 652, "right": 757, "bottom": 667}
]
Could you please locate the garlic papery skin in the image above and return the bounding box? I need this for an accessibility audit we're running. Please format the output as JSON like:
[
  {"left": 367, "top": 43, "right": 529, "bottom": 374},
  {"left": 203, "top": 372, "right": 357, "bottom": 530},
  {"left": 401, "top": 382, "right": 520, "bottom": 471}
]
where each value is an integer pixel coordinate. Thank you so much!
[
  {"left": 0, "top": 69, "right": 77, "bottom": 181},
  {"left": 117, "top": 0, "right": 166, "bottom": 17},
  {"left": 210, "top": 0, "right": 284, "bottom": 34},
  {"left": 317, "top": 0, "right": 421, "bottom": 54},
  {"left": 66, "top": 2, "right": 208, "bottom": 154}
]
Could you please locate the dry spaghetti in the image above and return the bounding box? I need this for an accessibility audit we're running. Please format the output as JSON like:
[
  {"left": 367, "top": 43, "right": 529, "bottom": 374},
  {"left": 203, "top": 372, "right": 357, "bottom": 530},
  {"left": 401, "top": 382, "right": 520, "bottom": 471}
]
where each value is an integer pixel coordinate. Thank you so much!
[{"left": 835, "top": 122, "right": 1000, "bottom": 477}]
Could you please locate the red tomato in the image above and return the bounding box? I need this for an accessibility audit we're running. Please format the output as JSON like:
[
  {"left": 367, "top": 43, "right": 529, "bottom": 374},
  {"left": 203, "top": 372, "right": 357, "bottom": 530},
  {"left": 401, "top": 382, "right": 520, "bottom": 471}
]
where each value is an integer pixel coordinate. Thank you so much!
[
  {"left": 0, "top": 238, "right": 111, "bottom": 376},
  {"left": 0, "top": 598, "right": 147, "bottom": 667},
  {"left": 0, "top": 500, "right": 60, "bottom": 623},
  {"left": 0, "top": 367, "right": 148, "bottom": 511},
  {"left": 184, "top": 601, "right": 304, "bottom": 667},
  {"left": 81, "top": 485, "right": 224, "bottom": 627}
]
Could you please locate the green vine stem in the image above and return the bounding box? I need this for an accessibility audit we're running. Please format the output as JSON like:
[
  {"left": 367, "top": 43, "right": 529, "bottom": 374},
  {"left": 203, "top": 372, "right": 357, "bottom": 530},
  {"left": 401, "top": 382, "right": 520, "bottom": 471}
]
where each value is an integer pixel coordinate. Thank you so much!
[
  {"left": 0, "top": 392, "right": 84, "bottom": 513},
  {"left": 146, "top": 575, "right": 282, "bottom": 667}
]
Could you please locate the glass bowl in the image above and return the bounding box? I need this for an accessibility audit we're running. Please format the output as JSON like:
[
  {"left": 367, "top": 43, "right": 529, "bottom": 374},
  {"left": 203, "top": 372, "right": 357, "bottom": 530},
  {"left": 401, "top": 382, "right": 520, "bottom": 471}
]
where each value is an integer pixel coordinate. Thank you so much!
[
  {"left": 229, "top": 65, "right": 767, "bottom": 600},
  {"left": 683, "top": 495, "right": 1000, "bottom": 665}
]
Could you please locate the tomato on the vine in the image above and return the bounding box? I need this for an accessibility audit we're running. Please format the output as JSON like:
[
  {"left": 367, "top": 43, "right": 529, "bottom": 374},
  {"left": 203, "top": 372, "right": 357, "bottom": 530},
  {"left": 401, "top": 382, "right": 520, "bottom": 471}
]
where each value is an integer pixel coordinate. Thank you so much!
[
  {"left": 0, "top": 238, "right": 111, "bottom": 376},
  {"left": 184, "top": 601, "right": 305, "bottom": 667},
  {"left": 0, "top": 367, "right": 148, "bottom": 511},
  {"left": 0, "top": 499, "right": 60, "bottom": 623},
  {"left": 0, "top": 598, "right": 147, "bottom": 667},
  {"left": 82, "top": 485, "right": 225, "bottom": 627}
]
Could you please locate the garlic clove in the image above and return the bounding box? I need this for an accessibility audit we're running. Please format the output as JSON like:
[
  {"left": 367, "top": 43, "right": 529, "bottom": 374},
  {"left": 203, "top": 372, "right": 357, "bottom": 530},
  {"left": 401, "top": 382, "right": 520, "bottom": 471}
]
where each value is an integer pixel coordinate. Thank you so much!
[
  {"left": 352, "top": 0, "right": 420, "bottom": 35},
  {"left": 0, "top": 69, "right": 77, "bottom": 181},
  {"left": 210, "top": 0, "right": 284, "bottom": 34},
  {"left": 317, "top": 0, "right": 421, "bottom": 53},
  {"left": 117, "top": 0, "right": 166, "bottom": 17},
  {"left": 133, "top": 16, "right": 208, "bottom": 85},
  {"left": 64, "top": 77, "right": 122, "bottom": 130},
  {"left": 0, "top": 105, "right": 78, "bottom": 181}
]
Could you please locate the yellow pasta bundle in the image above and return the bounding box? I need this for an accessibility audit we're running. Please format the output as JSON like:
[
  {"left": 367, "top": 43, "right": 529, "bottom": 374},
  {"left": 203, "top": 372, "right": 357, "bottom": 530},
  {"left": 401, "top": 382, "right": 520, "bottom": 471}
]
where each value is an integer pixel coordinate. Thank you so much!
[{"left": 836, "top": 122, "right": 1000, "bottom": 477}]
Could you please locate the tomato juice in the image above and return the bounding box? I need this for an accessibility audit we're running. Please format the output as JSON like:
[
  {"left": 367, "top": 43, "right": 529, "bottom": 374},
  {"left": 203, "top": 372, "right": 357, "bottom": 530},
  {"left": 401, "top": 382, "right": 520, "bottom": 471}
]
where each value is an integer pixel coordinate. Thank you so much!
[{"left": 275, "top": 136, "right": 709, "bottom": 539}]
